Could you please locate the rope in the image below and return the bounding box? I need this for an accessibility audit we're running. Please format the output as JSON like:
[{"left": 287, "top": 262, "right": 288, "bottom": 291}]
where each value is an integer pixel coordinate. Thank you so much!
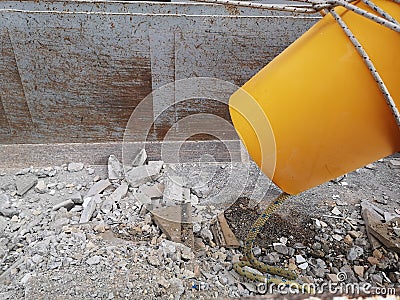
[
  {"left": 361, "top": 0, "right": 400, "bottom": 24},
  {"left": 233, "top": 193, "right": 311, "bottom": 292},
  {"left": 329, "top": 8, "right": 400, "bottom": 127}
]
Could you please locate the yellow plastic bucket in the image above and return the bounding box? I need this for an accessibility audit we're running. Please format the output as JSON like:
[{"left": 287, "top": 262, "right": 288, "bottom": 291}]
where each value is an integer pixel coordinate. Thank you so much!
[{"left": 229, "top": 0, "right": 400, "bottom": 195}]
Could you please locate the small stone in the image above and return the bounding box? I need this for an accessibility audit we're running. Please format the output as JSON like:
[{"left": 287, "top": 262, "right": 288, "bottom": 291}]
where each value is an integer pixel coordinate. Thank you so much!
[
  {"left": 148, "top": 255, "right": 160, "bottom": 266},
  {"left": 20, "top": 273, "right": 34, "bottom": 285},
  {"left": 295, "top": 255, "right": 306, "bottom": 264},
  {"left": 200, "top": 228, "right": 213, "bottom": 243},
  {"left": 279, "top": 237, "right": 288, "bottom": 245},
  {"left": 331, "top": 207, "right": 342, "bottom": 216},
  {"left": 326, "top": 274, "right": 339, "bottom": 283},
  {"left": 70, "top": 191, "right": 83, "bottom": 204},
  {"left": 34, "top": 180, "right": 47, "bottom": 193},
  {"left": 354, "top": 266, "right": 364, "bottom": 277},
  {"left": 232, "top": 254, "right": 242, "bottom": 264},
  {"left": 242, "top": 266, "right": 263, "bottom": 276},
  {"left": 193, "top": 222, "right": 201, "bottom": 233},
  {"left": 348, "top": 231, "right": 361, "bottom": 238},
  {"left": 0, "top": 207, "right": 19, "bottom": 218},
  {"left": 253, "top": 247, "right": 261, "bottom": 256},
  {"left": 368, "top": 256, "right": 380, "bottom": 265},
  {"left": 298, "top": 262, "right": 308, "bottom": 270},
  {"left": 86, "top": 255, "right": 101, "bottom": 265},
  {"left": 52, "top": 199, "right": 74, "bottom": 211},
  {"left": 273, "top": 243, "right": 288, "bottom": 255},
  {"left": 49, "top": 190, "right": 55, "bottom": 196},
  {"left": 370, "top": 274, "right": 383, "bottom": 284},
  {"left": 365, "top": 163, "right": 377, "bottom": 170},
  {"left": 332, "top": 234, "right": 343, "bottom": 241},
  {"left": 372, "top": 249, "right": 383, "bottom": 259},
  {"left": 389, "top": 159, "right": 400, "bottom": 169},
  {"left": 347, "top": 246, "right": 363, "bottom": 261},
  {"left": 158, "top": 276, "right": 170, "bottom": 288},
  {"left": 343, "top": 235, "right": 353, "bottom": 245},
  {"left": 67, "top": 162, "right": 84, "bottom": 172},
  {"left": 87, "top": 167, "right": 95, "bottom": 175}
]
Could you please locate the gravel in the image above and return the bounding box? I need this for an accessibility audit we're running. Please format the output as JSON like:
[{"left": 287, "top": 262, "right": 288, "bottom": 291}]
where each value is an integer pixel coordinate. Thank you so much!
[{"left": 0, "top": 154, "right": 399, "bottom": 299}]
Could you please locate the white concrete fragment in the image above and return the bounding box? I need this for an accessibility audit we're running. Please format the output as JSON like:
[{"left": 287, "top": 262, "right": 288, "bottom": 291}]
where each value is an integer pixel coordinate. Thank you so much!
[
  {"left": 138, "top": 182, "right": 164, "bottom": 199},
  {"left": 389, "top": 159, "right": 400, "bottom": 169},
  {"left": 52, "top": 199, "right": 74, "bottom": 211},
  {"left": 125, "top": 162, "right": 163, "bottom": 188},
  {"left": 108, "top": 155, "right": 124, "bottom": 180},
  {"left": 331, "top": 207, "right": 342, "bottom": 216},
  {"left": 295, "top": 255, "right": 306, "bottom": 264},
  {"left": 163, "top": 176, "right": 189, "bottom": 205},
  {"left": 298, "top": 262, "right": 309, "bottom": 270},
  {"left": 80, "top": 195, "right": 98, "bottom": 223},
  {"left": 101, "top": 182, "right": 128, "bottom": 213},
  {"left": 67, "top": 162, "right": 84, "bottom": 172},
  {"left": 34, "top": 180, "right": 47, "bottom": 194},
  {"left": 86, "top": 179, "right": 111, "bottom": 197},
  {"left": 16, "top": 175, "right": 37, "bottom": 196},
  {"left": 132, "top": 148, "right": 147, "bottom": 167}
]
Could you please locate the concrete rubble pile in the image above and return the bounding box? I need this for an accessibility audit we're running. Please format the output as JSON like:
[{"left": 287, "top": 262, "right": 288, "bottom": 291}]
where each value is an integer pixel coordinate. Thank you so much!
[{"left": 0, "top": 154, "right": 399, "bottom": 299}]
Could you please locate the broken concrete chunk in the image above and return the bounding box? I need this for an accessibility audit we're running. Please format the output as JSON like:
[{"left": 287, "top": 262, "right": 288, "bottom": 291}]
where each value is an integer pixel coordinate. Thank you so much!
[
  {"left": 52, "top": 199, "right": 75, "bottom": 211},
  {"left": 138, "top": 182, "right": 164, "bottom": 199},
  {"left": 331, "top": 207, "right": 342, "bottom": 216},
  {"left": 108, "top": 155, "right": 124, "bottom": 180},
  {"left": 132, "top": 191, "right": 151, "bottom": 206},
  {"left": 0, "top": 207, "right": 19, "bottom": 218},
  {"left": 163, "top": 176, "right": 187, "bottom": 205},
  {"left": 79, "top": 196, "right": 98, "bottom": 223},
  {"left": 132, "top": 148, "right": 147, "bottom": 167},
  {"left": 16, "top": 175, "right": 37, "bottom": 196},
  {"left": 151, "top": 202, "right": 194, "bottom": 248},
  {"left": 67, "top": 162, "right": 84, "bottom": 172},
  {"left": 368, "top": 217, "right": 400, "bottom": 254},
  {"left": 86, "top": 179, "right": 111, "bottom": 197},
  {"left": 125, "top": 163, "right": 163, "bottom": 188},
  {"left": 389, "top": 159, "right": 400, "bottom": 169},
  {"left": 151, "top": 205, "right": 182, "bottom": 243},
  {"left": 34, "top": 180, "right": 47, "bottom": 194},
  {"left": 101, "top": 182, "right": 128, "bottom": 213},
  {"left": 362, "top": 206, "right": 384, "bottom": 249},
  {"left": 70, "top": 191, "right": 83, "bottom": 204}
]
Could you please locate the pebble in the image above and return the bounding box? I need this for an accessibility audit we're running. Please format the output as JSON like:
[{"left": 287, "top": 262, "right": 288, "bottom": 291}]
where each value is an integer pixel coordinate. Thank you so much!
[
  {"left": 326, "top": 273, "right": 339, "bottom": 283},
  {"left": 298, "top": 262, "right": 308, "bottom": 270},
  {"left": 52, "top": 199, "right": 74, "bottom": 211},
  {"left": 273, "top": 243, "right": 288, "bottom": 255},
  {"left": 353, "top": 265, "right": 364, "bottom": 277},
  {"left": 86, "top": 255, "right": 101, "bottom": 265},
  {"left": 347, "top": 246, "right": 363, "bottom": 261},
  {"left": 331, "top": 207, "right": 342, "bottom": 216},
  {"left": 67, "top": 162, "right": 84, "bottom": 172},
  {"left": 34, "top": 180, "right": 47, "bottom": 194},
  {"left": 367, "top": 256, "right": 380, "bottom": 265},
  {"left": 295, "top": 255, "right": 306, "bottom": 264},
  {"left": 252, "top": 247, "right": 261, "bottom": 256},
  {"left": 158, "top": 276, "right": 170, "bottom": 288}
]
